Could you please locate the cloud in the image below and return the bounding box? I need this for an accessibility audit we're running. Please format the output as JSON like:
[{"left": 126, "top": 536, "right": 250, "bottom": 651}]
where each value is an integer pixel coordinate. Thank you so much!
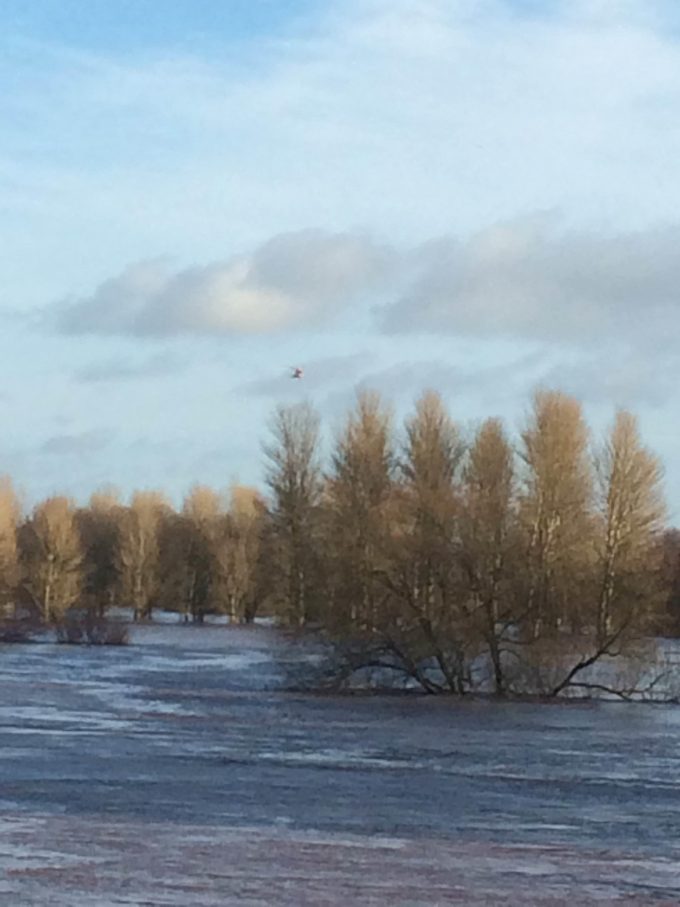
[
  {"left": 9, "top": 0, "right": 680, "bottom": 312},
  {"left": 56, "top": 230, "right": 393, "bottom": 337},
  {"left": 74, "top": 352, "right": 182, "bottom": 383},
  {"left": 538, "top": 348, "right": 680, "bottom": 408},
  {"left": 9, "top": 0, "right": 680, "bottom": 505},
  {"left": 53, "top": 210, "right": 680, "bottom": 354},
  {"left": 40, "top": 430, "right": 109, "bottom": 456},
  {"left": 382, "top": 215, "right": 680, "bottom": 349},
  {"left": 321, "top": 351, "right": 548, "bottom": 420}
]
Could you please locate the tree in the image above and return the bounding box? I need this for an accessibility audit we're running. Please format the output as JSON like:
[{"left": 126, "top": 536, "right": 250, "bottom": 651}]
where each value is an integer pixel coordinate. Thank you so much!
[
  {"left": 175, "top": 485, "right": 222, "bottom": 623},
  {"left": 459, "top": 418, "right": 517, "bottom": 695},
  {"left": 214, "top": 485, "right": 266, "bottom": 623},
  {"left": 518, "top": 390, "right": 595, "bottom": 638},
  {"left": 264, "top": 403, "right": 323, "bottom": 626},
  {"left": 327, "top": 390, "right": 395, "bottom": 633},
  {"left": 0, "top": 477, "right": 20, "bottom": 612},
  {"left": 76, "top": 487, "right": 122, "bottom": 616},
  {"left": 595, "top": 410, "right": 666, "bottom": 642},
  {"left": 21, "top": 496, "right": 83, "bottom": 623},
  {"left": 660, "top": 528, "right": 680, "bottom": 635},
  {"left": 117, "top": 491, "right": 169, "bottom": 620},
  {"left": 386, "top": 390, "right": 467, "bottom": 692},
  {"left": 525, "top": 410, "right": 667, "bottom": 699}
]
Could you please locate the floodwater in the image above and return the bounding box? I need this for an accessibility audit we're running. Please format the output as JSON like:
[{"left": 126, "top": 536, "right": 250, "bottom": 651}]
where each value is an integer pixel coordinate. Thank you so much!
[{"left": 2, "top": 623, "right": 680, "bottom": 905}]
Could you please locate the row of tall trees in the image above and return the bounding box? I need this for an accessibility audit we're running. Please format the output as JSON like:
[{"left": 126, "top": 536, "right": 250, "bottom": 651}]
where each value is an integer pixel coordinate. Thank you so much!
[
  {"left": 0, "top": 386, "right": 675, "bottom": 695},
  {"left": 1, "top": 484, "right": 266, "bottom": 626},
  {"left": 264, "top": 390, "right": 670, "bottom": 695}
]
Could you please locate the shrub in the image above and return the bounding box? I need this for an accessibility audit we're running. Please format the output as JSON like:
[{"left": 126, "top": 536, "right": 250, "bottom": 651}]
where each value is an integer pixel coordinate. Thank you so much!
[{"left": 56, "top": 609, "right": 129, "bottom": 646}]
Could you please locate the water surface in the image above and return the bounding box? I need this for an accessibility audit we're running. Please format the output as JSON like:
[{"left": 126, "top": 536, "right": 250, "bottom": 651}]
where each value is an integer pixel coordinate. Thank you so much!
[{"left": 1, "top": 623, "right": 679, "bottom": 904}]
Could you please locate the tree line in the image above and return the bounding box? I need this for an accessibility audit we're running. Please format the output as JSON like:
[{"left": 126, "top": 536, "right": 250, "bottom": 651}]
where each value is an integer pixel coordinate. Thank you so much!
[
  {"left": 0, "top": 482, "right": 265, "bottom": 628},
  {"left": 1, "top": 387, "right": 679, "bottom": 695},
  {"left": 264, "top": 389, "right": 677, "bottom": 695}
]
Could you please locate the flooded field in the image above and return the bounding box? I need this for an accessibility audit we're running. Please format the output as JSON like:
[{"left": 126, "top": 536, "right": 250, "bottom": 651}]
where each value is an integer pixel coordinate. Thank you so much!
[{"left": 2, "top": 623, "right": 680, "bottom": 905}]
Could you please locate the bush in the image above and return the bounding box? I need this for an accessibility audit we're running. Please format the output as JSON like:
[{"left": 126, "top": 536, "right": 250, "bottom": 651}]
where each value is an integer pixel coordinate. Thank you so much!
[
  {"left": 0, "top": 615, "right": 41, "bottom": 644},
  {"left": 56, "top": 609, "right": 129, "bottom": 646}
]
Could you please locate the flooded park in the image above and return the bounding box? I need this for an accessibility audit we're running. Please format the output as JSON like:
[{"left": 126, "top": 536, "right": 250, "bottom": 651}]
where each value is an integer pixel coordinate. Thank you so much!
[{"left": 2, "top": 622, "right": 680, "bottom": 905}]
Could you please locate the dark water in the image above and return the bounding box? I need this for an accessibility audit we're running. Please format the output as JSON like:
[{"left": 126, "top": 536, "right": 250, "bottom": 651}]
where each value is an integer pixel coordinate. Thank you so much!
[{"left": 2, "top": 623, "right": 680, "bottom": 905}]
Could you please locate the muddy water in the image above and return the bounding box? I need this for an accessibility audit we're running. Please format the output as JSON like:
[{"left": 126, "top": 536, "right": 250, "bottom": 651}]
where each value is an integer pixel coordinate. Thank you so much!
[{"left": 1, "top": 624, "right": 680, "bottom": 905}]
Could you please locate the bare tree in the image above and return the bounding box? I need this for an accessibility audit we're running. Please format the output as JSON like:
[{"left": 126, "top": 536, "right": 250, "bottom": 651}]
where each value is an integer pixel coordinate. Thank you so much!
[
  {"left": 327, "top": 390, "right": 395, "bottom": 633},
  {"left": 21, "top": 496, "right": 83, "bottom": 623},
  {"left": 213, "top": 485, "right": 266, "bottom": 623},
  {"left": 518, "top": 390, "right": 595, "bottom": 638},
  {"left": 660, "top": 528, "right": 680, "bottom": 636},
  {"left": 386, "top": 390, "right": 467, "bottom": 692},
  {"left": 264, "top": 403, "right": 323, "bottom": 627},
  {"left": 174, "top": 485, "right": 222, "bottom": 623},
  {"left": 522, "top": 411, "right": 667, "bottom": 699},
  {"left": 77, "top": 487, "right": 122, "bottom": 616},
  {"left": 157, "top": 486, "right": 220, "bottom": 623},
  {"left": 595, "top": 410, "right": 666, "bottom": 642},
  {"left": 0, "top": 477, "right": 20, "bottom": 613},
  {"left": 117, "top": 491, "right": 170, "bottom": 620},
  {"left": 459, "top": 418, "right": 517, "bottom": 695}
]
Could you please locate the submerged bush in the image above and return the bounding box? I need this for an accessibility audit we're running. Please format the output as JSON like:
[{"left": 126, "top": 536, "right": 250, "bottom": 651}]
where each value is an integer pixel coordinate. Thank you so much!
[
  {"left": 56, "top": 609, "right": 129, "bottom": 646},
  {"left": 0, "top": 615, "right": 42, "bottom": 644}
]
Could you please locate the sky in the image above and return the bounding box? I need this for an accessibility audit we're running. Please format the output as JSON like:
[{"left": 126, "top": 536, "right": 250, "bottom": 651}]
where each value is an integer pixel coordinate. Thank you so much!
[{"left": 3, "top": 0, "right": 680, "bottom": 514}]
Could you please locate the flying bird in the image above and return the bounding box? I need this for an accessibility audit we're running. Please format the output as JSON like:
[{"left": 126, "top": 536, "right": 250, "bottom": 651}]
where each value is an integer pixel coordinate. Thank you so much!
[{"left": 290, "top": 366, "right": 304, "bottom": 379}]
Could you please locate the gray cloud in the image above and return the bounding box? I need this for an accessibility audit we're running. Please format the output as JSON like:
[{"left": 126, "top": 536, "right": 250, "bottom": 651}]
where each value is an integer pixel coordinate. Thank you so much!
[
  {"left": 538, "top": 348, "right": 680, "bottom": 409},
  {"left": 40, "top": 430, "right": 110, "bottom": 456},
  {"left": 74, "top": 352, "right": 182, "bottom": 384},
  {"left": 57, "top": 230, "right": 394, "bottom": 337},
  {"left": 55, "top": 217, "right": 680, "bottom": 354},
  {"left": 382, "top": 215, "right": 680, "bottom": 347},
  {"left": 322, "top": 352, "right": 548, "bottom": 420}
]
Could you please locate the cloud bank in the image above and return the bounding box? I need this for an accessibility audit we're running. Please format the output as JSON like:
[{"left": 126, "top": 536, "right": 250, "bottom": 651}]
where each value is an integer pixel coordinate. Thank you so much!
[
  {"left": 57, "top": 230, "right": 393, "bottom": 336},
  {"left": 384, "top": 215, "right": 680, "bottom": 348},
  {"left": 57, "top": 216, "right": 680, "bottom": 356}
]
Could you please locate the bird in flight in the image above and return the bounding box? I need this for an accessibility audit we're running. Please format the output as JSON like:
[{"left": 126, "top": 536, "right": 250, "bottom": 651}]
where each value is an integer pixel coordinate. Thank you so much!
[{"left": 290, "top": 366, "right": 304, "bottom": 379}]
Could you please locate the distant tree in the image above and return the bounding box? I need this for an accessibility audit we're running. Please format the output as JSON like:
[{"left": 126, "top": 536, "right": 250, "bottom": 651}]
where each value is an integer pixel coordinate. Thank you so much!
[
  {"left": 660, "top": 528, "right": 680, "bottom": 635},
  {"left": 76, "top": 487, "right": 122, "bottom": 616},
  {"left": 215, "top": 485, "right": 266, "bottom": 623},
  {"left": 170, "top": 485, "right": 222, "bottom": 623},
  {"left": 264, "top": 403, "right": 323, "bottom": 627},
  {"left": 116, "top": 491, "right": 170, "bottom": 620},
  {"left": 0, "top": 477, "right": 20, "bottom": 612},
  {"left": 21, "top": 496, "right": 83, "bottom": 623}
]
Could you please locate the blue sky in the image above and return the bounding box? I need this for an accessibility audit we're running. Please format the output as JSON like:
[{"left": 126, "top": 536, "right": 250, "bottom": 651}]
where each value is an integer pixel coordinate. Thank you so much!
[{"left": 3, "top": 0, "right": 680, "bottom": 514}]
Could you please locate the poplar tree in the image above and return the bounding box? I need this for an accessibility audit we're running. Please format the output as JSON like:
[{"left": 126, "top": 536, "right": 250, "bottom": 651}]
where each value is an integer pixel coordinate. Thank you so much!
[
  {"left": 460, "top": 418, "right": 516, "bottom": 694},
  {"left": 22, "top": 496, "right": 83, "bottom": 623},
  {"left": 264, "top": 403, "right": 322, "bottom": 626}
]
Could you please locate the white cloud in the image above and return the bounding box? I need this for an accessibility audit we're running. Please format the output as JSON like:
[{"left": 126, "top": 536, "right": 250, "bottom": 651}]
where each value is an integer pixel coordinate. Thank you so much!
[
  {"left": 7, "top": 0, "right": 680, "bottom": 292},
  {"left": 56, "top": 214, "right": 680, "bottom": 359},
  {"left": 56, "top": 230, "right": 393, "bottom": 336},
  {"left": 6, "top": 0, "right": 680, "bottom": 503}
]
